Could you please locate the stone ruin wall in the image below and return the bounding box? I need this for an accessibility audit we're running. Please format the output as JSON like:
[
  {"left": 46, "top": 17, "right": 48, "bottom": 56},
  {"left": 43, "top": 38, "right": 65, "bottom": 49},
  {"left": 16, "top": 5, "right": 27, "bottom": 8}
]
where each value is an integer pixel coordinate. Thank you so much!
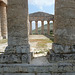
[{"left": 0, "top": 0, "right": 75, "bottom": 75}]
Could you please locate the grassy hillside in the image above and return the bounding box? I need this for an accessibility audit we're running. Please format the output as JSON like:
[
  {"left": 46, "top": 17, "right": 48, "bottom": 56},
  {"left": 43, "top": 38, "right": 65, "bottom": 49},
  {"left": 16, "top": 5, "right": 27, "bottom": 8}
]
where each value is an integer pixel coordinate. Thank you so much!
[{"left": 32, "top": 23, "right": 53, "bottom": 35}]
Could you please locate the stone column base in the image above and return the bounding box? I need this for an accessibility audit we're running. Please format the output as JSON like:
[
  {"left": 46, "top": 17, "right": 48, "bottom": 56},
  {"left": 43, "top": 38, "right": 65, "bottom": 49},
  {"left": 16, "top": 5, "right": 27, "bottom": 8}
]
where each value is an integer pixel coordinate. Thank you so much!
[
  {"left": 47, "top": 43, "right": 75, "bottom": 63},
  {"left": 0, "top": 45, "right": 31, "bottom": 64},
  {"left": 0, "top": 53, "right": 31, "bottom": 64},
  {"left": 52, "top": 43, "right": 75, "bottom": 54},
  {"left": 47, "top": 53, "right": 75, "bottom": 63}
]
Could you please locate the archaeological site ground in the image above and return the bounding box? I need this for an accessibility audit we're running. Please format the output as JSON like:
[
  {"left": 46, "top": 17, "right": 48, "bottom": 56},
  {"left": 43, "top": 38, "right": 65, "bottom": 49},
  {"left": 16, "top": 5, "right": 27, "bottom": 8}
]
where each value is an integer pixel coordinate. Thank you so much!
[{"left": 0, "top": 0, "right": 75, "bottom": 75}]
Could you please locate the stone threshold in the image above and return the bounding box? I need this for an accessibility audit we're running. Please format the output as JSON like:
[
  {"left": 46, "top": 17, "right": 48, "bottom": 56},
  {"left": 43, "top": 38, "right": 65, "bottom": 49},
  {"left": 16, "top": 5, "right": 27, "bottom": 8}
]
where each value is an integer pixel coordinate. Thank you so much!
[{"left": 0, "top": 62, "right": 75, "bottom": 73}]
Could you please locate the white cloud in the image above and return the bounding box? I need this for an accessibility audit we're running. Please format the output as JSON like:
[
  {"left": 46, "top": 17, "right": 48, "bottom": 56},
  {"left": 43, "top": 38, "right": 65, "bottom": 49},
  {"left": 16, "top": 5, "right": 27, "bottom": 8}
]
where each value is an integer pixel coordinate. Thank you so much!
[{"left": 28, "top": 0, "right": 55, "bottom": 10}]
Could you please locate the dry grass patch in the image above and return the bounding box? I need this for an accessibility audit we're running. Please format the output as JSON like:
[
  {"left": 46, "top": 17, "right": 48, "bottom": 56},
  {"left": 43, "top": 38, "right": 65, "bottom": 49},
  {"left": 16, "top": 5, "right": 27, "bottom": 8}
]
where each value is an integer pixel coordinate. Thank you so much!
[
  {"left": 0, "top": 39, "right": 7, "bottom": 44},
  {"left": 30, "top": 39, "right": 53, "bottom": 48}
]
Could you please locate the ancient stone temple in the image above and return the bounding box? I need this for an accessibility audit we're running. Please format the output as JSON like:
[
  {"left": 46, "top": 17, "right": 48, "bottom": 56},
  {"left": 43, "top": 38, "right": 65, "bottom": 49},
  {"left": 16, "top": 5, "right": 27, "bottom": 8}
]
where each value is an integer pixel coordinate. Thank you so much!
[
  {"left": 29, "top": 12, "right": 54, "bottom": 35},
  {"left": 0, "top": 0, "right": 75, "bottom": 75}
]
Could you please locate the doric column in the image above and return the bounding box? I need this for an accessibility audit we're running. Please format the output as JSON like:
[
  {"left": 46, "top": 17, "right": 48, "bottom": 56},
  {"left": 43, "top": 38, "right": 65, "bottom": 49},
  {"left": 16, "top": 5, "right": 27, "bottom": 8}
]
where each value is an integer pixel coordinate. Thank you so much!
[
  {"left": 0, "top": 0, "right": 31, "bottom": 64},
  {"left": 41, "top": 21, "right": 44, "bottom": 34},
  {"left": 48, "top": 0, "right": 75, "bottom": 62},
  {"left": 0, "top": 6, "right": 2, "bottom": 39},
  {"left": 30, "top": 21, "right": 32, "bottom": 35},
  {"left": 35, "top": 21, "right": 38, "bottom": 34},
  {"left": 47, "top": 21, "right": 50, "bottom": 35},
  {"left": 1, "top": 6, "right": 7, "bottom": 39},
  {"left": 53, "top": 20, "right": 54, "bottom": 34}
]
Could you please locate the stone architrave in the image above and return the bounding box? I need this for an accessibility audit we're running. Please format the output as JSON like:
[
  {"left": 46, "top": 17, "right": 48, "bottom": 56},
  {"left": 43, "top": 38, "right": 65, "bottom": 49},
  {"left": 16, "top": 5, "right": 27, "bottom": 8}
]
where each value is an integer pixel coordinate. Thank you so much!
[
  {"left": 48, "top": 0, "right": 75, "bottom": 62},
  {"left": 0, "top": 0, "right": 31, "bottom": 64}
]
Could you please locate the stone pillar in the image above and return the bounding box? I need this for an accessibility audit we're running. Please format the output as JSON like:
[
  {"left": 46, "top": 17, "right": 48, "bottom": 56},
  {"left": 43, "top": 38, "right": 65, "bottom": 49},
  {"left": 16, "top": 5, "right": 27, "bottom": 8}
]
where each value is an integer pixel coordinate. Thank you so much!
[
  {"left": 0, "top": 6, "right": 2, "bottom": 39},
  {"left": 35, "top": 21, "right": 38, "bottom": 34},
  {"left": 30, "top": 21, "right": 32, "bottom": 35},
  {"left": 53, "top": 20, "right": 54, "bottom": 34},
  {"left": 0, "top": 0, "right": 31, "bottom": 64},
  {"left": 41, "top": 21, "right": 44, "bottom": 34},
  {"left": 47, "top": 21, "right": 50, "bottom": 35},
  {"left": 48, "top": 0, "right": 75, "bottom": 62},
  {"left": 1, "top": 6, "right": 7, "bottom": 39}
]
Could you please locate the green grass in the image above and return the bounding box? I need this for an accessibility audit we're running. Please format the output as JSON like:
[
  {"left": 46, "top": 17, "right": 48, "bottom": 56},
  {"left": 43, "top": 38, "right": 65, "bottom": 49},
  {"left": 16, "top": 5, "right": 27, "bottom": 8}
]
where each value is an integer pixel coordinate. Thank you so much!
[{"left": 0, "top": 39, "right": 7, "bottom": 44}]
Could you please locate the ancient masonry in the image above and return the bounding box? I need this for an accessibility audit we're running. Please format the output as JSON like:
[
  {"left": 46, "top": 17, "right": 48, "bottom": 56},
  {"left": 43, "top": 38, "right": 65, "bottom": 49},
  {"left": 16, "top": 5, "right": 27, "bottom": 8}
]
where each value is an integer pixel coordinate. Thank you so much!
[
  {"left": 0, "top": 0, "right": 75, "bottom": 75},
  {"left": 48, "top": 0, "right": 75, "bottom": 62},
  {"left": 0, "top": 0, "right": 7, "bottom": 39},
  {"left": 0, "top": 0, "right": 31, "bottom": 64},
  {"left": 29, "top": 12, "right": 54, "bottom": 35}
]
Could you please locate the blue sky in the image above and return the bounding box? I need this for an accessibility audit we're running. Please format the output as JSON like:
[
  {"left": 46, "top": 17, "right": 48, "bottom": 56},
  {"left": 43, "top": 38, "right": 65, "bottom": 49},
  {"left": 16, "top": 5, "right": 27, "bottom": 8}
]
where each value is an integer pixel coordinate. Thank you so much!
[
  {"left": 28, "top": 0, "right": 55, "bottom": 30},
  {"left": 28, "top": 0, "right": 55, "bottom": 14}
]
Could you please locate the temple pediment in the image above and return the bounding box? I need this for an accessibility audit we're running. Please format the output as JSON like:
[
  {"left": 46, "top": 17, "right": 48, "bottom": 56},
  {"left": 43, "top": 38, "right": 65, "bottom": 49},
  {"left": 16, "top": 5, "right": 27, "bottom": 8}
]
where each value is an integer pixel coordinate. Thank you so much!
[{"left": 29, "top": 12, "right": 54, "bottom": 17}]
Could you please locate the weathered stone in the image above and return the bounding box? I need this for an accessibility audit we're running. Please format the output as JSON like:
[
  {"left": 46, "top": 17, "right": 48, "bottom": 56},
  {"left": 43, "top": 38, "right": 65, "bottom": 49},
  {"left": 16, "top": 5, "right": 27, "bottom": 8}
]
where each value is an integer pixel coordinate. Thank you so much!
[
  {"left": 48, "top": 53, "right": 75, "bottom": 62},
  {"left": 48, "top": 0, "right": 75, "bottom": 63},
  {"left": 29, "top": 12, "right": 54, "bottom": 22},
  {"left": 52, "top": 43, "right": 75, "bottom": 54},
  {"left": 0, "top": 0, "right": 31, "bottom": 64},
  {"left": 29, "top": 12, "right": 54, "bottom": 35},
  {"left": 54, "top": 0, "right": 75, "bottom": 45},
  {"left": 53, "top": 73, "right": 75, "bottom": 75},
  {"left": 1, "top": 5, "right": 7, "bottom": 39},
  {"left": 37, "top": 73, "right": 51, "bottom": 75},
  {"left": 0, "top": 54, "right": 21, "bottom": 63},
  {"left": 4, "top": 73, "right": 35, "bottom": 75},
  {"left": 0, "top": 6, "right": 2, "bottom": 40},
  {"left": 5, "top": 45, "right": 30, "bottom": 54}
]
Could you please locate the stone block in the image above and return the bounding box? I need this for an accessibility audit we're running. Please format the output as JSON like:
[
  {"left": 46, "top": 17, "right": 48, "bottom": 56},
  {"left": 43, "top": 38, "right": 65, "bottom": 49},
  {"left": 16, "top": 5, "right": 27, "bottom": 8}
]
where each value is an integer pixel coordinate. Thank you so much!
[
  {"left": 37, "top": 73, "right": 51, "bottom": 75},
  {"left": 4, "top": 73, "right": 35, "bottom": 75},
  {"left": 64, "top": 66, "right": 73, "bottom": 72},
  {"left": 4, "top": 66, "right": 18, "bottom": 73},
  {"left": 65, "top": 73, "right": 75, "bottom": 75},
  {"left": 0, "top": 67, "right": 3, "bottom": 73},
  {"left": 0, "top": 74, "right": 3, "bottom": 75},
  {"left": 48, "top": 53, "right": 75, "bottom": 62},
  {"left": 0, "top": 54, "right": 21, "bottom": 64},
  {"left": 52, "top": 43, "right": 75, "bottom": 54},
  {"left": 22, "top": 53, "right": 31, "bottom": 64},
  {"left": 5, "top": 45, "right": 30, "bottom": 54},
  {"left": 53, "top": 73, "right": 75, "bottom": 75}
]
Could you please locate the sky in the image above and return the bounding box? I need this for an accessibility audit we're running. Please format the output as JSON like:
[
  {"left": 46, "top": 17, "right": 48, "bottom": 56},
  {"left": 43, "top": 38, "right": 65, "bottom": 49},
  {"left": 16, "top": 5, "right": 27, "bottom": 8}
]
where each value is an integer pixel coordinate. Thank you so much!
[{"left": 28, "top": 0, "right": 55, "bottom": 30}]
